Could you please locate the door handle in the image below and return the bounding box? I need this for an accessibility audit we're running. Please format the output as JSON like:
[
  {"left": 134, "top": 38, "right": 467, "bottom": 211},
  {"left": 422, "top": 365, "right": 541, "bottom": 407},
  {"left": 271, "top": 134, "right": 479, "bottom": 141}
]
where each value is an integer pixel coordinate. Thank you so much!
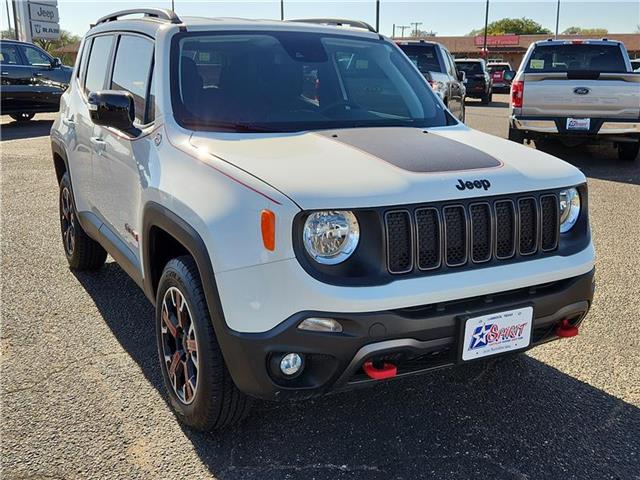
[
  {"left": 1, "top": 72, "right": 9, "bottom": 76},
  {"left": 34, "top": 72, "right": 43, "bottom": 77},
  {"left": 62, "top": 117, "right": 75, "bottom": 127},
  {"left": 90, "top": 136, "right": 106, "bottom": 154}
]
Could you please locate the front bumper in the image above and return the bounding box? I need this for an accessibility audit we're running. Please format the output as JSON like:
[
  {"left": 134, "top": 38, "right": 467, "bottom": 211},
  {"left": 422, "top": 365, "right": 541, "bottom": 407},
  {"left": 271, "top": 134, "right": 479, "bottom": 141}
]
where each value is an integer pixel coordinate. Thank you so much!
[
  {"left": 510, "top": 115, "right": 640, "bottom": 140},
  {"left": 220, "top": 269, "right": 595, "bottom": 401}
]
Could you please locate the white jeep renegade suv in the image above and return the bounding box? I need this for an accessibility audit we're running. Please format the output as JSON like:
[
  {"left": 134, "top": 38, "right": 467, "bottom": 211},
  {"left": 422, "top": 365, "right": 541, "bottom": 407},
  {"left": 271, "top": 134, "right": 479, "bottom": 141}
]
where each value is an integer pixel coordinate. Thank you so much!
[{"left": 51, "top": 9, "right": 595, "bottom": 431}]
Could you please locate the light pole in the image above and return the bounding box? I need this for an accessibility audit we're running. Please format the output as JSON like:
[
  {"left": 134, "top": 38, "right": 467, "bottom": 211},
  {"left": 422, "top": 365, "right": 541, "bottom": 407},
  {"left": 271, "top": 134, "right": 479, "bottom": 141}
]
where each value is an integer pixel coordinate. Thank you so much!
[
  {"left": 482, "top": 0, "right": 490, "bottom": 59},
  {"left": 281, "top": 0, "right": 284, "bottom": 21},
  {"left": 555, "top": 0, "right": 560, "bottom": 38},
  {"left": 375, "top": 0, "right": 380, "bottom": 32}
]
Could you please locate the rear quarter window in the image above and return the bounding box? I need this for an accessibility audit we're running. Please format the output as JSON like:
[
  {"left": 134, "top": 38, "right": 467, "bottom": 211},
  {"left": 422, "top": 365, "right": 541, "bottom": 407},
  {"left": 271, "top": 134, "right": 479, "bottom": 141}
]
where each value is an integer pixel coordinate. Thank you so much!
[
  {"left": 525, "top": 44, "right": 627, "bottom": 73},
  {"left": 398, "top": 45, "right": 442, "bottom": 74}
]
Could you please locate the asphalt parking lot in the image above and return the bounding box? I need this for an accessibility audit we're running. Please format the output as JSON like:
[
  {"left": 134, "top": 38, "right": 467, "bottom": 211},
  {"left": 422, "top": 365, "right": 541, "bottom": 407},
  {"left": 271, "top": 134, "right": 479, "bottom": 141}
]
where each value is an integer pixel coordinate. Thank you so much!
[{"left": 1, "top": 94, "right": 639, "bottom": 479}]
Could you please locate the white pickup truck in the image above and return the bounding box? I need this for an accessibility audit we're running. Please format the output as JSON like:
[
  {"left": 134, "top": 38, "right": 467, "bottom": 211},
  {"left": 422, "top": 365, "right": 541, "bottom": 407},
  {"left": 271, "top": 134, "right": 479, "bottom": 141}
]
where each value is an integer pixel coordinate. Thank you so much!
[{"left": 508, "top": 39, "right": 640, "bottom": 161}]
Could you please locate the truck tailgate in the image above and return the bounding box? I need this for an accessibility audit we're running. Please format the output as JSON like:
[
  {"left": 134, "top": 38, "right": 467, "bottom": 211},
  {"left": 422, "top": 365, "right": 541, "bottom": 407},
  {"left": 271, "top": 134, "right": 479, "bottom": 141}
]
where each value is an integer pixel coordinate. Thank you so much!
[{"left": 521, "top": 72, "right": 640, "bottom": 118}]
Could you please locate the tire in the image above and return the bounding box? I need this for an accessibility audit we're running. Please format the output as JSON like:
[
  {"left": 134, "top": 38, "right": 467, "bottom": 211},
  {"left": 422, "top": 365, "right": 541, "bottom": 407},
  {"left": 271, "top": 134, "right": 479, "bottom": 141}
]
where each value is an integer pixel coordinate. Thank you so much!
[
  {"left": 10, "top": 113, "right": 35, "bottom": 122},
  {"left": 618, "top": 142, "right": 639, "bottom": 162},
  {"left": 156, "top": 256, "right": 252, "bottom": 431},
  {"left": 508, "top": 127, "right": 525, "bottom": 144},
  {"left": 460, "top": 101, "right": 466, "bottom": 123},
  {"left": 59, "top": 173, "right": 107, "bottom": 270}
]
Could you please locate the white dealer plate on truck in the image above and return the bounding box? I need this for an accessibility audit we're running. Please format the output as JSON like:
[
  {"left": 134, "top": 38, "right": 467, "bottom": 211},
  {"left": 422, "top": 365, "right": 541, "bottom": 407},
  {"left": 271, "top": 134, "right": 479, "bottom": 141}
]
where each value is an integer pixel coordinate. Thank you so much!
[
  {"left": 461, "top": 307, "right": 533, "bottom": 361},
  {"left": 566, "top": 118, "right": 591, "bottom": 131}
]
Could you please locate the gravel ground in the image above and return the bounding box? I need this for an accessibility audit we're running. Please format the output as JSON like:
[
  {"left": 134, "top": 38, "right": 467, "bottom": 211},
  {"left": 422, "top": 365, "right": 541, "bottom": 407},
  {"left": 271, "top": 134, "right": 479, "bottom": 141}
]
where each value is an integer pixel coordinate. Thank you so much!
[{"left": 1, "top": 96, "right": 639, "bottom": 479}]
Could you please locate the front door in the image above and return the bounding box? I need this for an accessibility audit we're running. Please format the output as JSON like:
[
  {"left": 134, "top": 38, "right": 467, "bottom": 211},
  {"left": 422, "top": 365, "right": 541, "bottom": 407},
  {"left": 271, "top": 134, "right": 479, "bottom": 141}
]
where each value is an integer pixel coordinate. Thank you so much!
[{"left": 20, "top": 44, "right": 68, "bottom": 112}]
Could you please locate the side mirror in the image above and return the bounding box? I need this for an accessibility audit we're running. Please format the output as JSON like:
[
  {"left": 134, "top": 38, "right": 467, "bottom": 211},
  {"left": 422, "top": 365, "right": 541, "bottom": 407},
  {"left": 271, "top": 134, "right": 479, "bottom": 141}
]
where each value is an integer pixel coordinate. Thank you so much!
[
  {"left": 503, "top": 70, "right": 516, "bottom": 82},
  {"left": 457, "top": 70, "right": 466, "bottom": 82},
  {"left": 88, "top": 90, "right": 135, "bottom": 132},
  {"left": 51, "top": 57, "right": 61, "bottom": 68}
]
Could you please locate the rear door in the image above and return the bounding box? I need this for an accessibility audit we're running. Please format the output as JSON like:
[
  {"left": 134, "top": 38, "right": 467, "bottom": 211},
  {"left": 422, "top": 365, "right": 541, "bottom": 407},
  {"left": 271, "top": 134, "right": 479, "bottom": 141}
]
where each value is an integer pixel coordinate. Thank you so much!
[
  {"left": 0, "top": 42, "right": 35, "bottom": 113},
  {"left": 521, "top": 43, "right": 640, "bottom": 119}
]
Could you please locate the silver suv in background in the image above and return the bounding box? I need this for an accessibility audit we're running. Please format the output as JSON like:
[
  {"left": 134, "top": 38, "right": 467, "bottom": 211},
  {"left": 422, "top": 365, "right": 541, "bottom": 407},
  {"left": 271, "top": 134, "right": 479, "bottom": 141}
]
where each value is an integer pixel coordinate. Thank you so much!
[
  {"left": 397, "top": 40, "right": 466, "bottom": 122},
  {"left": 508, "top": 39, "right": 640, "bottom": 161}
]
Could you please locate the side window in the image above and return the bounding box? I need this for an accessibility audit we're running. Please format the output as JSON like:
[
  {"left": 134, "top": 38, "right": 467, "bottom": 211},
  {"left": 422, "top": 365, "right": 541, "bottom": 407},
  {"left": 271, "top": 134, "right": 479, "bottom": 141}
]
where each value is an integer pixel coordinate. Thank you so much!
[
  {"left": 0, "top": 44, "right": 21, "bottom": 65},
  {"left": 22, "top": 46, "right": 51, "bottom": 66},
  {"left": 442, "top": 50, "right": 456, "bottom": 77},
  {"left": 111, "top": 35, "right": 154, "bottom": 124},
  {"left": 84, "top": 35, "right": 114, "bottom": 95},
  {"left": 76, "top": 38, "right": 91, "bottom": 79}
]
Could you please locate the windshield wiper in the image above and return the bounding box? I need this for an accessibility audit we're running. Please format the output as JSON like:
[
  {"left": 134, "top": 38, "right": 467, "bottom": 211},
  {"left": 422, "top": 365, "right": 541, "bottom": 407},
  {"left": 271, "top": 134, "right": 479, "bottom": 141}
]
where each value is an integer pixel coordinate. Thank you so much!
[{"left": 183, "top": 119, "right": 281, "bottom": 133}]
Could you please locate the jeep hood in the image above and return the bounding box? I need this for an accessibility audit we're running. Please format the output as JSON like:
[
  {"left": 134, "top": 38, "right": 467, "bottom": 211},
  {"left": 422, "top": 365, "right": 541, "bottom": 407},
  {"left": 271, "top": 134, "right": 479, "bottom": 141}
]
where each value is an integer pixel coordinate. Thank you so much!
[{"left": 189, "top": 125, "right": 585, "bottom": 210}]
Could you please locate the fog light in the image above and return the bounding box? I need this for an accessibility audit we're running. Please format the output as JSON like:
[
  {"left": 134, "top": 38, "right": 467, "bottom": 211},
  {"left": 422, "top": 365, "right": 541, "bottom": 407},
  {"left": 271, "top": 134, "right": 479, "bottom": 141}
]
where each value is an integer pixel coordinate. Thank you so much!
[
  {"left": 280, "top": 353, "right": 303, "bottom": 376},
  {"left": 298, "top": 317, "right": 343, "bottom": 333}
]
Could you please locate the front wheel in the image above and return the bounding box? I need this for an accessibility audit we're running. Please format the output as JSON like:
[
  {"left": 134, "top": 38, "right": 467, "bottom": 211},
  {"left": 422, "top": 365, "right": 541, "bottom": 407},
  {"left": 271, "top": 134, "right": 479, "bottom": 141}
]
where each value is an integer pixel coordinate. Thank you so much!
[
  {"left": 156, "top": 256, "right": 251, "bottom": 431},
  {"left": 10, "top": 113, "right": 35, "bottom": 122},
  {"left": 618, "top": 142, "right": 639, "bottom": 162}
]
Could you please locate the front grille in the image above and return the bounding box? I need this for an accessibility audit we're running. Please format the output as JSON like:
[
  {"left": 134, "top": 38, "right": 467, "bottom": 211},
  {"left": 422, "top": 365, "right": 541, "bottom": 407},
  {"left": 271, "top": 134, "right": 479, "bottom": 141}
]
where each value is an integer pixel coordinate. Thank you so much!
[{"left": 385, "top": 193, "right": 560, "bottom": 275}]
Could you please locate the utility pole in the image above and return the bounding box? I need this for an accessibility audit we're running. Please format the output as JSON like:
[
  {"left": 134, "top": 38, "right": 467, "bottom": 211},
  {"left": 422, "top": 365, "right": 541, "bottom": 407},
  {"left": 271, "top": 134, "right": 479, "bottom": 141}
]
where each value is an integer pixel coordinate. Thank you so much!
[
  {"left": 281, "top": 0, "right": 284, "bottom": 21},
  {"left": 397, "top": 25, "right": 409, "bottom": 38},
  {"left": 392, "top": 23, "right": 395, "bottom": 38},
  {"left": 410, "top": 21, "right": 422, "bottom": 38},
  {"left": 555, "top": 0, "right": 560, "bottom": 38},
  {"left": 482, "top": 0, "right": 490, "bottom": 59},
  {"left": 171, "top": 0, "right": 174, "bottom": 12},
  {"left": 375, "top": 0, "right": 380, "bottom": 32}
]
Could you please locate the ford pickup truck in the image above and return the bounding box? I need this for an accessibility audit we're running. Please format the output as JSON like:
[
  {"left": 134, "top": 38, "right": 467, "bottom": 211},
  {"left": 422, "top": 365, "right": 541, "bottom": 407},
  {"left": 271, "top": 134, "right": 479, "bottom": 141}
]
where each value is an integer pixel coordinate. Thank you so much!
[{"left": 508, "top": 39, "right": 640, "bottom": 161}]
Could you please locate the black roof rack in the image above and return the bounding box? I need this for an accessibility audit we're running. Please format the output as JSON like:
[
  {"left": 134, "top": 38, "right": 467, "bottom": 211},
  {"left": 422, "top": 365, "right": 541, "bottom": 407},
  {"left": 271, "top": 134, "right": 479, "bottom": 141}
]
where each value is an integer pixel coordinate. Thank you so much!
[
  {"left": 95, "top": 8, "right": 181, "bottom": 26},
  {"left": 288, "top": 18, "right": 377, "bottom": 33}
]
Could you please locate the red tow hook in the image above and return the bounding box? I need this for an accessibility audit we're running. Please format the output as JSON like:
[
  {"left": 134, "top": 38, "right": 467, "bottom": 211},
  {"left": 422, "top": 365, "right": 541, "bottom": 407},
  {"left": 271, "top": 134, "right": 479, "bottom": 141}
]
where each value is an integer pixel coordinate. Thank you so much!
[
  {"left": 362, "top": 360, "right": 397, "bottom": 380},
  {"left": 555, "top": 319, "right": 579, "bottom": 338}
]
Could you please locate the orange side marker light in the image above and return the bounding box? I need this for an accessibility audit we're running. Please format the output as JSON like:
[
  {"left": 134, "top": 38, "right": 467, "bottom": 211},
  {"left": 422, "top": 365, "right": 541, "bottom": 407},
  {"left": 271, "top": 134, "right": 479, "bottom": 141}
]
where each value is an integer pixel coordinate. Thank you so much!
[{"left": 261, "top": 209, "right": 276, "bottom": 251}]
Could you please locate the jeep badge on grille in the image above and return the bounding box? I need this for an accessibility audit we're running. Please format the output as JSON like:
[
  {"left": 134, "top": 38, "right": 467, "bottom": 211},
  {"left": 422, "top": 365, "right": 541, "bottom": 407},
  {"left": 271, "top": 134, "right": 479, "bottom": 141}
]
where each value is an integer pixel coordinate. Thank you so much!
[{"left": 456, "top": 179, "right": 491, "bottom": 191}]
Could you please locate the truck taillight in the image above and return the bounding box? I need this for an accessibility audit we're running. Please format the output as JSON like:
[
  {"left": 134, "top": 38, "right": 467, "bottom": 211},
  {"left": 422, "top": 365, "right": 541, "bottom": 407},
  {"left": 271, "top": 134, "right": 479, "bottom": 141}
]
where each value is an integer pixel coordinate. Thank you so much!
[{"left": 511, "top": 80, "right": 524, "bottom": 108}]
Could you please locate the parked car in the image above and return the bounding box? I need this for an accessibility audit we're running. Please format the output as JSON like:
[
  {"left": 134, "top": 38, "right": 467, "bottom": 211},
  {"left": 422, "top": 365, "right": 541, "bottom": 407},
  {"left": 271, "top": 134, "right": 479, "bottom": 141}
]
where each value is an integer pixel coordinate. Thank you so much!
[
  {"left": 397, "top": 40, "right": 466, "bottom": 122},
  {"left": 0, "top": 39, "right": 72, "bottom": 121},
  {"left": 455, "top": 58, "right": 493, "bottom": 104},
  {"left": 51, "top": 9, "right": 595, "bottom": 431},
  {"left": 508, "top": 39, "right": 640, "bottom": 161},
  {"left": 487, "top": 61, "right": 513, "bottom": 92}
]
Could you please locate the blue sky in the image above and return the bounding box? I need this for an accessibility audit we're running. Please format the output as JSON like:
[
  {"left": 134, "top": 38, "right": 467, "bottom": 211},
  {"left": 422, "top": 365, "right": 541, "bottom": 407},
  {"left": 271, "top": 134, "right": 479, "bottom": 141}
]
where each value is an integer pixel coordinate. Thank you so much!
[{"left": 2, "top": 1, "right": 639, "bottom": 37}]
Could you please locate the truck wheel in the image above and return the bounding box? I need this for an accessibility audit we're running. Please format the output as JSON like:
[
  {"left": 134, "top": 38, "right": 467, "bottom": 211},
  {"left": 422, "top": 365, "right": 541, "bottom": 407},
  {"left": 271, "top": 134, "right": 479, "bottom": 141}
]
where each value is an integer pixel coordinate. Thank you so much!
[
  {"left": 59, "top": 173, "right": 107, "bottom": 270},
  {"left": 508, "top": 127, "right": 525, "bottom": 144},
  {"left": 618, "top": 142, "right": 639, "bottom": 162},
  {"left": 481, "top": 90, "right": 492, "bottom": 105},
  {"left": 156, "top": 256, "right": 251, "bottom": 431},
  {"left": 10, "top": 113, "right": 35, "bottom": 122}
]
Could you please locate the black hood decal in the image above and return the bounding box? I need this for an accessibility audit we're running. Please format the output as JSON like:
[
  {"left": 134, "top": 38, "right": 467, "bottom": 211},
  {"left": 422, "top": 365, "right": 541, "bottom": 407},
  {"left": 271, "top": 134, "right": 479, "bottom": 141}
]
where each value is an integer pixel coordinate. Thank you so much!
[{"left": 317, "top": 127, "right": 501, "bottom": 173}]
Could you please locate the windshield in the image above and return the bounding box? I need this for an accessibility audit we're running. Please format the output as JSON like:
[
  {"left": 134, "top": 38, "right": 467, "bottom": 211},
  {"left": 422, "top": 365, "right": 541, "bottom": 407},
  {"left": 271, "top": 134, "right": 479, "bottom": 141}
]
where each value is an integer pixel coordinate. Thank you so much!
[
  {"left": 525, "top": 44, "right": 626, "bottom": 73},
  {"left": 455, "top": 61, "right": 484, "bottom": 75},
  {"left": 397, "top": 44, "right": 442, "bottom": 74},
  {"left": 171, "top": 31, "right": 448, "bottom": 132}
]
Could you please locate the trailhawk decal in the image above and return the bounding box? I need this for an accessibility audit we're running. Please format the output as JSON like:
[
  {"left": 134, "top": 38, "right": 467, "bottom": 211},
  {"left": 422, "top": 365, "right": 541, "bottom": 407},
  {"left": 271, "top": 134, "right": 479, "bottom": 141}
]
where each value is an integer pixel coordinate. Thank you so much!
[{"left": 318, "top": 127, "right": 502, "bottom": 173}]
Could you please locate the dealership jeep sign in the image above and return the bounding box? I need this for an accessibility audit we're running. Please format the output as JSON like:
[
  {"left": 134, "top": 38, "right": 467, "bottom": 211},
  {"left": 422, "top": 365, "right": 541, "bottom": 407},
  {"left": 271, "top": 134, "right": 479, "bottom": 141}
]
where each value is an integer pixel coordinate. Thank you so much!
[
  {"left": 29, "top": 2, "right": 59, "bottom": 24},
  {"left": 13, "top": 0, "right": 60, "bottom": 41}
]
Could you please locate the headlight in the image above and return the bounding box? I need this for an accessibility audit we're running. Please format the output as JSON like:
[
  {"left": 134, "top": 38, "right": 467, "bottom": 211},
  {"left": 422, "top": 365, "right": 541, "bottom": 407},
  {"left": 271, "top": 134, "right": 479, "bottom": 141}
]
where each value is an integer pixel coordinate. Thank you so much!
[
  {"left": 303, "top": 211, "right": 360, "bottom": 265},
  {"left": 559, "top": 187, "right": 580, "bottom": 233}
]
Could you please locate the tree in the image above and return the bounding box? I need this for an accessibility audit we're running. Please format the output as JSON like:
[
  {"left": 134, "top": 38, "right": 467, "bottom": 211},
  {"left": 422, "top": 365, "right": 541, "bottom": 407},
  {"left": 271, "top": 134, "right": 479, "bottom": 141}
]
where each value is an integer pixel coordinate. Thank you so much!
[
  {"left": 468, "top": 17, "right": 552, "bottom": 36},
  {"left": 562, "top": 26, "right": 608, "bottom": 36},
  {"left": 34, "top": 30, "right": 81, "bottom": 59},
  {"left": 1, "top": 29, "right": 17, "bottom": 39}
]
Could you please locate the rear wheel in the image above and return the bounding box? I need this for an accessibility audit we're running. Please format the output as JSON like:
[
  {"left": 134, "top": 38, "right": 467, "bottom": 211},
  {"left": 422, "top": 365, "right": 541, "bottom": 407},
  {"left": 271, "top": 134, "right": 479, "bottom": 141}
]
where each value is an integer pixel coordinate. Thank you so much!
[
  {"left": 508, "top": 127, "right": 525, "bottom": 144},
  {"left": 59, "top": 173, "right": 107, "bottom": 270},
  {"left": 618, "top": 142, "right": 639, "bottom": 162},
  {"left": 156, "top": 256, "right": 251, "bottom": 431},
  {"left": 481, "top": 89, "right": 492, "bottom": 105},
  {"left": 10, "top": 113, "right": 35, "bottom": 122}
]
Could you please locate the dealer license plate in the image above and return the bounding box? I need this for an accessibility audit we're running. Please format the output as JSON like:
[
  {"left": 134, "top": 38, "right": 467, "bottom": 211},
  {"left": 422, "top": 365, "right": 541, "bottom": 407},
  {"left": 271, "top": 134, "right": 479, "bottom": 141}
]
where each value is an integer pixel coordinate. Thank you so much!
[
  {"left": 461, "top": 307, "right": 533, "bottom": 361},
  {"left": 566, "top": 118, "right": 590, "bottom": 131}
]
